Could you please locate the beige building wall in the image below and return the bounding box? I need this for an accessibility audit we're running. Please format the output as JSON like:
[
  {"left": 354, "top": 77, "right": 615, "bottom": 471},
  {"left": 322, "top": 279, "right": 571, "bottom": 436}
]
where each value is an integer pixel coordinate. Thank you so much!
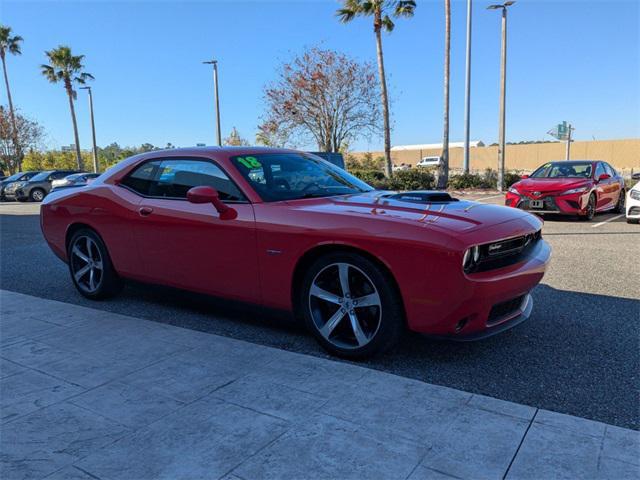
[{"left": 352, "top": 139, "right": 640, "bottom": 174}]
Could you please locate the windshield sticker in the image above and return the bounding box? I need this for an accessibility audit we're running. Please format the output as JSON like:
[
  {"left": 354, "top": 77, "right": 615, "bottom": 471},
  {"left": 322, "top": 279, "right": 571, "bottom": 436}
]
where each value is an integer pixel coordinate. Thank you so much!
[{"left": 237, "top": 156, "right": 262, "bottom": 169}]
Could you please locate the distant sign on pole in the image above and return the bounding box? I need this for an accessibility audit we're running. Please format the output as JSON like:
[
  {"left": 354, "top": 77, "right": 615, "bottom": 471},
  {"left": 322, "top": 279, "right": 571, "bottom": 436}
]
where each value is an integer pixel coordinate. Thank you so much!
[{"left": 547, "top": 121, "right": 572, "bottom": 141}]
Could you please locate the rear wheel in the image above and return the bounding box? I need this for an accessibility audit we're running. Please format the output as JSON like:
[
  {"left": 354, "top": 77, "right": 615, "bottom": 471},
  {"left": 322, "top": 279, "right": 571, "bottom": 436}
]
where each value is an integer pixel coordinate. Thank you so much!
[
  {"left": 581, "top": 194, "right": 596, "bottom": 221},
  {"left": 300, "top": 252, "right": 404, "bottom": 358},
  {"left": 29, "top": 188, "right": 45, "bottom": 202},
  {"left": 613, "top": 190, "right": 625, "bottom": 213},
  {"left": 67, "top": 228, "right": 122, "bottom": 300}
]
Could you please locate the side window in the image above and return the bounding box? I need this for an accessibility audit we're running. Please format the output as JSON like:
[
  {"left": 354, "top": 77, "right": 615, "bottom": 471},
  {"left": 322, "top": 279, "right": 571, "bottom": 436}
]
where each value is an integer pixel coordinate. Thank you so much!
[
  {"left": 604, "top": 163, "right": 616, "bottom": 177},
  {"left": 121, "top": 160, "right": 161, "bottom": 195},
  {"left": 595, "top": 163, "right": 606, "bottom": 178},
  {"left": 51, "top": 172, "right": 69, "bottom": 180}
]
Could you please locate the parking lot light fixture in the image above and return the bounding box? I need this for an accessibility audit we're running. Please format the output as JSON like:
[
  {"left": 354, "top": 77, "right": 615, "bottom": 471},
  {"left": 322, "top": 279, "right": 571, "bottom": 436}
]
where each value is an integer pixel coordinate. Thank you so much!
[
  {"left": 203, "top": 59, "right": 222, "bottom": 147},
  {"left": 487, "top": 1, "right": 515, "bottom": 192}
]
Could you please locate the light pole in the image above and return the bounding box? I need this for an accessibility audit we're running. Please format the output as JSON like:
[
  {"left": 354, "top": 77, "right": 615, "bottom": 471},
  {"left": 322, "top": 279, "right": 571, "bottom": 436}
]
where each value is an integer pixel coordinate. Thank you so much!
[
  {"left": 79, "top": 86, "right": 98, "bottom": 173},
  {"left": 487, "top": 1, "right": 515, "bottom": 192},
  {"left": 203, "top": 59, "right": 222, "bottom": 146},
  {"left": 463, "top": 0, "right": 472, "bottom": 173}
]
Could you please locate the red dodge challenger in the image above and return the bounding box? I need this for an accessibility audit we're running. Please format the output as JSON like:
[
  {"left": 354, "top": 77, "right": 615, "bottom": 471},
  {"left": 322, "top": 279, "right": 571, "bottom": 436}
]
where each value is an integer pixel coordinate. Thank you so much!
[
  {"left": 41, "top": 148, "right": 551, "bottom": 357},
  {"left": 505, "top": 160, "right": 626, "bottom": 220}
]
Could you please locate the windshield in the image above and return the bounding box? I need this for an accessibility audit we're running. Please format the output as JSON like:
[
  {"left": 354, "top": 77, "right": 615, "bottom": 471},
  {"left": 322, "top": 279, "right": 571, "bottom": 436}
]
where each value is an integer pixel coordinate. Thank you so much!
[
  {"left": 4, "top": 172, "right": 26, "bottom": 182},
  {"left": 530, "top": 162, "right": 593, "bottom": 179},
  {"left": 30, "top": 171, "right": 53, "bottom": 182},
  {"left": 231, "top": 153, "right": 373, "bottom": 202}
]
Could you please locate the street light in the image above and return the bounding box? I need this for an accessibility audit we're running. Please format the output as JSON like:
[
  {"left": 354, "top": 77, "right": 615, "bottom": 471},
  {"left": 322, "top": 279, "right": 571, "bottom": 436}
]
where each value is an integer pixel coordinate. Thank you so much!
[
  {"left": 203, "top": 59, "right": 222, "bottom": 146},
  {"left": 462, "top": 0, "right": 473, "bottom": 173},
  {"left": 487, "top": 0, "right": 515, "bottom": 192},
  {"left": 79, "top": 86, "right": 98, "bottom": 173}
]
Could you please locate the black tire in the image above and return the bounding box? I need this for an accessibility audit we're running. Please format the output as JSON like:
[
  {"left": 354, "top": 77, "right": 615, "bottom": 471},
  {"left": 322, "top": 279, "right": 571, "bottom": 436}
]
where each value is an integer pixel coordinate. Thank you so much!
[
  {"left": 299, "top": 252, "right": 405, "bottom": 359},
  {"left": 627, "top": 218, "right": 639, "bottom": 224},
  {"left": 613, "top": 190, "right": 625, "bottom": 214},
  {"left": 581, "top": 194, "right": 596, "bottom": 221},
  {"left": 29, "top": 188, "right": 46, "bottom": 202},
  {"left": 67, "top": 228, "right": 123, "bottom": 300},
  {"left": 16, "top": 197, "right": 27, "bottom": 202}
]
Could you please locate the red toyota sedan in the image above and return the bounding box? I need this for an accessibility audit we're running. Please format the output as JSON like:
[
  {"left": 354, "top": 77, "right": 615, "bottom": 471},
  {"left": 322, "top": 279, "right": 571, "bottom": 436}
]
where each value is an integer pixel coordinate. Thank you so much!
[
  {"left": 41, "top": 147, "right": 550, "bottom": 358},
  {"left": 505, "top": 160, "right": 626, "bottom": 220}
]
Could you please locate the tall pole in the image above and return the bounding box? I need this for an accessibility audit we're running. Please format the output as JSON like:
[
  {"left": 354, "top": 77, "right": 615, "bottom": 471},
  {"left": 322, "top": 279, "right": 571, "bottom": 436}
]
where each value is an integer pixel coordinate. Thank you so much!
[
  {"left": 566, "top": 124, "right": 572, "bottom": 161},
  {"left": 86, "top": 88, "right": 98, "bottom": 172},
  {"left": 463, "top": 0, "right": 473, "bottom": 173},
  {"left": 203, "top": 59, "right": 222, "bottom": 146},
  {"left": 213, "top": 61, "right": 222, "bottom": 146},
  {"left": 497, "top": 7, "right": 507, "bottom": 192}
]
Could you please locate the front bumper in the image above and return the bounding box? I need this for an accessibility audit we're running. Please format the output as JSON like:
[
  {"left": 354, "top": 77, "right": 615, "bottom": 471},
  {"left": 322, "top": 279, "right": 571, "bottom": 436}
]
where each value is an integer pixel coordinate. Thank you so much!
[
  {"left": 626, "top": 194, "right": 640, "bottom": 219},
  {"left": 413, "top": 239, "right": 551, "bottom": 339},
  {"left": 14, "top": 189, "right": 28, "bottom": 200},
  {"left": 505, "top": 191, "right": 589, "bottom": 215}
]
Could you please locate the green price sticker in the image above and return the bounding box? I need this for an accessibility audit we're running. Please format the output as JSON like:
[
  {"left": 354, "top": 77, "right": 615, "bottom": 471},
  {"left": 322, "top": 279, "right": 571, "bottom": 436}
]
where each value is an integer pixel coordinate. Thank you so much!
[{"left": 237, "top": 156, "right": 262, "bottom": 169}]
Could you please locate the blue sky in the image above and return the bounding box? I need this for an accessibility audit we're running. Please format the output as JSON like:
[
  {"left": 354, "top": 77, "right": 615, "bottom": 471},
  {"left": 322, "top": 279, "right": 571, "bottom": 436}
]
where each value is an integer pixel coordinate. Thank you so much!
[{"left": 3, "top": 0, "right": 639, "bottom": 151}]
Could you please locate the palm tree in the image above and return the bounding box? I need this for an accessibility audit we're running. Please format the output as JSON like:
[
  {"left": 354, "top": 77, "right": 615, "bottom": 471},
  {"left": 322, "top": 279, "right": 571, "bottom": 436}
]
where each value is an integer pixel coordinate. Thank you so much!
[
  {"left": 437, "top": 0, "right": 451, "bottom": 189},
  {"left": 337, "top": 0, "right": 416, "bottom": 178},
  {"left": 41, "top": 46, "right": 93, "bottom": 169},
  {"left": 0, "top": 25, "right": 23, "bottom": 171}
]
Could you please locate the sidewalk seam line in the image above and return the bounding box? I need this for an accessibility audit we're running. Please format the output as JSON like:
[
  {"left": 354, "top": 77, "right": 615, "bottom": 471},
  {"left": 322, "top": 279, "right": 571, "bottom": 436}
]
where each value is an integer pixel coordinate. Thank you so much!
[{"left": 502, "top": 408, "right": 539, "bottom": 480}]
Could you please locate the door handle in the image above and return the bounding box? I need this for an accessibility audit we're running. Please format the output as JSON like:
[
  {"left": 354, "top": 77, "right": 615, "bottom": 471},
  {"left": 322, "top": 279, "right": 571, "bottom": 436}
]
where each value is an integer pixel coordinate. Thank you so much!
[{"left": 138, "top": 207, "right": 153, "bottom": 217}]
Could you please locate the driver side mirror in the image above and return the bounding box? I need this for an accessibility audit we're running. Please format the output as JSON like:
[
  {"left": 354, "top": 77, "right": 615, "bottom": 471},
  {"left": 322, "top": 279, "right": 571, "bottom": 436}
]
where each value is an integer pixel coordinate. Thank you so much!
[
  {"left": 187, "top": 186, "right": 237, "bottom": 220},
  {"left": 520, "top": 174, "right": 529, "bottom": 179},
  {"left": 597, "top": 173, "right": 611, "bottom": 182}
]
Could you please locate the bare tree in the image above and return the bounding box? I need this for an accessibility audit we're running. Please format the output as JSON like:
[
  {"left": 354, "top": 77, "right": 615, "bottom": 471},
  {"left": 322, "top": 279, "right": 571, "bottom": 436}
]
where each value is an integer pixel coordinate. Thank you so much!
[
  {"left": 262, "top": 47, "right": 381, "bottom": 153},
  {"left": 255, "top": 120, "right": 294, "bottom": 148},
  {"left": 437, "top": 0, "right": 451, "bottom": 189},
  {"left": 0, "top": 106, "right": 44, "bottom": 174}
]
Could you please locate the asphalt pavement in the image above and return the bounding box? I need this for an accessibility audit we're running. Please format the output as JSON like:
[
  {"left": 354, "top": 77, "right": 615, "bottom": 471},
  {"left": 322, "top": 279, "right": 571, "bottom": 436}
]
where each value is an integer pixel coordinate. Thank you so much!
[{"left": 1, "top": 198, "right": 638, "bottom": 429}]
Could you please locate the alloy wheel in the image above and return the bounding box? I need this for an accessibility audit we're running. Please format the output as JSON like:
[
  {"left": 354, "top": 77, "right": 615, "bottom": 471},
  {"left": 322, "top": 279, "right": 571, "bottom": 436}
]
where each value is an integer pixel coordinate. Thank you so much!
[
  {"left": 308, "top": 262, "right": 382, "bottom": 349},
  {"left": 32, "top": 190, "right": 44, "bottom": 202},
  {"left": 70, "top": 236, "right": 104, "bottom": 294}
]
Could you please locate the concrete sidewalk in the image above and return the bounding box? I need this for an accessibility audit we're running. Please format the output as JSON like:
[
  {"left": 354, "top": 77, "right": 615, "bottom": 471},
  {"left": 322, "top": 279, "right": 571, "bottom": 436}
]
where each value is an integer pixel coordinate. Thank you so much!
[{"left": 1, "top": 290, "right": 638, "bottom": 480}]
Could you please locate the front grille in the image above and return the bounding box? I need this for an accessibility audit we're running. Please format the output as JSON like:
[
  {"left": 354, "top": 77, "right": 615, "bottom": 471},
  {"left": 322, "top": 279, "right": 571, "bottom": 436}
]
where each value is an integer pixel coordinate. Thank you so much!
[
  {"left": 517, "top": 197, "right": 560, "bottom": 211},
  {"left": 488, "top": 295, "right": 524, "bottom": 325},
  {"left": 471, "top": 230, "right": 542, "bottom": 273}
]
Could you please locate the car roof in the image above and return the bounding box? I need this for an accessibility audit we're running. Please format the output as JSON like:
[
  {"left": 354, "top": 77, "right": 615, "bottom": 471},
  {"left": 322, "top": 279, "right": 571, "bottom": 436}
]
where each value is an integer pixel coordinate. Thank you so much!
[{"left": 547, "top": 160, "right": 600, "bottom": 164}]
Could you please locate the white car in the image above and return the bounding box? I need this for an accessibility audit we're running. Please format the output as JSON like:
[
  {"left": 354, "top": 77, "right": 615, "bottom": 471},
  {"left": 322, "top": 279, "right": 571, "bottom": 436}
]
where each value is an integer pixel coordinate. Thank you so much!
[
  {"left": 416, "top": 156, "right": 442, "bottom": 168},
  {"left": 626, "top": 182, "right": 640, "bottom": 224}
]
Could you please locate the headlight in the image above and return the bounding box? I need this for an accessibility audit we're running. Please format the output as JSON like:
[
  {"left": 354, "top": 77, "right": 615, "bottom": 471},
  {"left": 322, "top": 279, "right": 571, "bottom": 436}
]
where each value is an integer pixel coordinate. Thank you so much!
[
  {"left": 508, "top": 186, "right": 519, "bottom": 194},
  {"left": 560, "top": 186, "right": 589, "bottom": 195},
  {"left": 631, "top": 190, "right": 640, "bottom": 201},
  {"left": 463, "top": 245, "right": 480, "bottom": 273}
]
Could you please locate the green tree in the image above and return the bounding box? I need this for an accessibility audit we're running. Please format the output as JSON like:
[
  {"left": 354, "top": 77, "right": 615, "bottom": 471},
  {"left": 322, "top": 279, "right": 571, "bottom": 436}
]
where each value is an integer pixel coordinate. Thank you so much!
[
  {"left": 0, "top": 25, "right": 24, "bottom": 170},
  {"left": 337, "top": 0, "right": 416, "bottom": 178},
  {"left": 41, "top": 46, "right": 93, "bottom": 170},
  {"left": 224, "top": 127, "right": 249, "bottom": 146},
  {"left": 437, "top": 0, "right": 451, "bottom": 189}
]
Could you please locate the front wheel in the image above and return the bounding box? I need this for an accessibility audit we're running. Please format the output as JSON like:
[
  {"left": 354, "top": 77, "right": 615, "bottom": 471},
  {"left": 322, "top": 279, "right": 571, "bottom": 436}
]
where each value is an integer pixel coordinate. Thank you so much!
[
  {"left": 300, "top": 252, "right": 404, "bottom": 358},
  {"left": 29, "top": 188, "right": 46, "bottom": 202},
  {"left": 67, "top": 228, "right": 123, "bottom": 300},
  {"left": 581, "top": 194, "right": 596, "bottom": 221}
]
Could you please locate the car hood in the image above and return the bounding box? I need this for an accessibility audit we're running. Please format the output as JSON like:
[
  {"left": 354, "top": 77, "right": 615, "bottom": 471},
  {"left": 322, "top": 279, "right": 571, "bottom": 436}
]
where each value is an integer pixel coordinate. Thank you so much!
[
  {"left": 514, "top": 177, "right": 591, "bottom": 194},
  {"left": 285, "top": 190, "right": 535, "bottom": 234}
]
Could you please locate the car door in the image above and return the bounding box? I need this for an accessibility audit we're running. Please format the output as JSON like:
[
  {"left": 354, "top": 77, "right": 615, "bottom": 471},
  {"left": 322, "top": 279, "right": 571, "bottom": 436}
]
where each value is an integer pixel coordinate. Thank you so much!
[
  {"left": 129, "top": 157, "right": 260, "bottom": 304},
  {"left": 593, "top": 163, "right": 612, "bottom": 210},
  {"left": 604, "top": 163, "right": 622, "bottom": 206}
]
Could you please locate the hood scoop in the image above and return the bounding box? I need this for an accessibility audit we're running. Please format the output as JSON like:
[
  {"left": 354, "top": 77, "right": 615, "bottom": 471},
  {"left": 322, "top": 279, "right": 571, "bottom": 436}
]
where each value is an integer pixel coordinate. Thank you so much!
[{"left": 383, "top": 191, "right": 459, "bottom": 205}]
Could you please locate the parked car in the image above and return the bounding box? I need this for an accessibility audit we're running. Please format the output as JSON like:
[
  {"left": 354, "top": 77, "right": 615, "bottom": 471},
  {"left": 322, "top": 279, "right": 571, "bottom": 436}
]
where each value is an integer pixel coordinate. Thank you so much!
[
  {"left": 41, "top": 147, "right": 550, "bottom": 358},
  {"left": 626, "top": 183, "right": 640, "bottom": 224},
  {"left": 416, "top": 156, "right": 442, "bottom": 168},
  {"left": 15, "top": 169, "right": 80, "bottom": 202},
  {"left": 505, "top": 160, "right": 625, "bottom": 221},
  {"left": 51, "top": 172, "right": 100, "bottom": 191},
  {"left": 0, "top": 171, "right": 41, "bottom": 201},
  {"left": 393, "top": 163, "right": 411, "bottom": 172}
]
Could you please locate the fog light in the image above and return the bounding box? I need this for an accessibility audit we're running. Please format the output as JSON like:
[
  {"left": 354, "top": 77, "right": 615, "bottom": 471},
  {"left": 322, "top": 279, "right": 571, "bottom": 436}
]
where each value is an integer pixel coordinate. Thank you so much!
[{"left": 455, "top": 317, "right": 469, "bottom": 333}]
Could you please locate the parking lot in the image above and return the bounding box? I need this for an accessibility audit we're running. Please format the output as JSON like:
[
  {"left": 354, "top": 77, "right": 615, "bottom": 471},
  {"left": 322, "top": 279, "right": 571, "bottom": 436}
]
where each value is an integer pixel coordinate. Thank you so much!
[{"left": 1, "top": 196, "right": 639, "bottom": 430}]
